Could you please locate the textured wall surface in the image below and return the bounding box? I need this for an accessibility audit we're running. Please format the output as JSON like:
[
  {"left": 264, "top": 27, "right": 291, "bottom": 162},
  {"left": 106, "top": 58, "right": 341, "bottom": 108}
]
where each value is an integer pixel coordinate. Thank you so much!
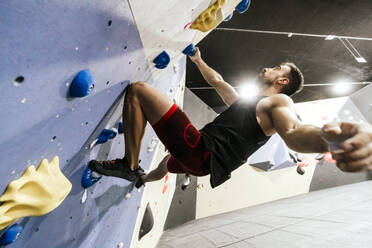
[{"left": 0, "top": 0, "right": 188, "bottom": 246}]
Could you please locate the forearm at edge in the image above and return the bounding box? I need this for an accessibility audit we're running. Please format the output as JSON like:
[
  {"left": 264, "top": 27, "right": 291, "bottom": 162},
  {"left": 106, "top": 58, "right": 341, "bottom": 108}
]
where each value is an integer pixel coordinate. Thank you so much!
[
  {"left": 194, "top": 59, "right": 223, "bottom": 86},
  {"left": 284, "top": 125, "right": 329, "bottom": 153}
]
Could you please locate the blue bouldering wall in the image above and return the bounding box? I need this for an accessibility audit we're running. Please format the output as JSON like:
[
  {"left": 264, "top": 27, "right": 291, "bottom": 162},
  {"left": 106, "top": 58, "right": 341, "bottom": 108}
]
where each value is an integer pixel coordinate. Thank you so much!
[
  {"left": 0, "top": 0, "right": 151, "bottom": 180},
  {"left": 0, "top": 0, "right": 186, "bottom": 247}
]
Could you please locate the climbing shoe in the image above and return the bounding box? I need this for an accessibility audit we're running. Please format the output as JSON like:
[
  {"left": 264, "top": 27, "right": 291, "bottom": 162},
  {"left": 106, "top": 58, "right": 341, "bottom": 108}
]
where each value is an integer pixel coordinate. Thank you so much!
[
  {"left": 88, "top": 157, "right": 144, "bottom": 182},
  {"left": 135, "top": 176, "right": 145, "bottom": 189}
]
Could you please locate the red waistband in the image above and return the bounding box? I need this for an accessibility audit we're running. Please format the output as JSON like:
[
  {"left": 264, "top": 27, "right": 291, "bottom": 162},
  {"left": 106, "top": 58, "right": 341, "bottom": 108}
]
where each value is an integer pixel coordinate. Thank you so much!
[{"left": 152, "top": 103, "right": 178, "bottom": 130}]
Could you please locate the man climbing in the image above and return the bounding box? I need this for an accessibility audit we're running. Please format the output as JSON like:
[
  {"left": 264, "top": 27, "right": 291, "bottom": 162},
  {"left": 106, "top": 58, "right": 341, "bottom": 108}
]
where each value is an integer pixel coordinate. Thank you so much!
[{"left": 89, "top": 47, "right": 372, "bottom": 188}]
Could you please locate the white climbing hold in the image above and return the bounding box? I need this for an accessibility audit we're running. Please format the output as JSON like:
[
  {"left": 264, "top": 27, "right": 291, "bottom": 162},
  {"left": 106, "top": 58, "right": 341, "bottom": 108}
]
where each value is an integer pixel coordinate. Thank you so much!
[
  {"left": 81, "top": 189, "right": 88, "bottom": 204},
  {"left": 315, "top": 153, "right": 324, "bottom": 160},
  {"left": 117, "top": 242, "right": 124, "bottom": 248},
  {"left": 56, "top": 114, "right": 60, "bottom": 118},
  {"left": 147, "top": 144, "right": 155, "bottom": 152},
  {"left": 90, "top": 139, "right": 99, "bottom": 149},
  {"left": 21, "top": 98, "right": 27, "bottom": 104},
  {"left": 75, "top": 47, "right": 79, "bottom": 51},
  {"left": 125, "top": 192, "right": 131, "bottom": 199},
  {"left": 125, "top": 182, "right": 136, "bottom": 199},
  {"left": 173, "top": 64, "right": 179, "bottom": 73},
  {"left": 182, "top": 176, "right": 190, "bottom": 186},
  {"left": 91, "top": 171, "right": 102, "bottom": 178},
  {"left": 147, "top": 137, "right": 159, "bottom": 153}
]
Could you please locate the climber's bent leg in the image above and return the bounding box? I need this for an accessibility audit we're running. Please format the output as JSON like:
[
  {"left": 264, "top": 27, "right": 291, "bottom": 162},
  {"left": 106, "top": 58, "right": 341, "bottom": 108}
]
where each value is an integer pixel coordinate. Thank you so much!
[{"left": 123, "top": 82, "right": 174, "bottom": 170}]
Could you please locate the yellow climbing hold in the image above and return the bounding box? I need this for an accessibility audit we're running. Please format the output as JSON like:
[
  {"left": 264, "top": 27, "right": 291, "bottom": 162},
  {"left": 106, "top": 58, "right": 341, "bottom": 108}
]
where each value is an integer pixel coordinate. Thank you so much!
[
  {"left": 190, "top": 0, "right": 227, "bottom": 32},
  {"left": 0, "top": 156, "right": 72, "bottom": 230}
]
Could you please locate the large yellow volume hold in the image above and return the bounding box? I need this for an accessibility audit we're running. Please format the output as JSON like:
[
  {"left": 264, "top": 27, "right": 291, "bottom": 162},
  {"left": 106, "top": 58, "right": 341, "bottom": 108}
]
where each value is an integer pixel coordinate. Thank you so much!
[
  {"left": 190, "top": 0, "right": 227, "bottom": 32},
  {"left": 0, "top": 156, "right": 72, "bottom": 230}
]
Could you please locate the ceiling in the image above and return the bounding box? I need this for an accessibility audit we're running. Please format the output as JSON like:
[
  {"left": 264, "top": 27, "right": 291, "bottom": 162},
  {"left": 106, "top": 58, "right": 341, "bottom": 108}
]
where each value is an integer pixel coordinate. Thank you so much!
[{"left": 186, "top": 0, "right": 372, "bottom": 113}]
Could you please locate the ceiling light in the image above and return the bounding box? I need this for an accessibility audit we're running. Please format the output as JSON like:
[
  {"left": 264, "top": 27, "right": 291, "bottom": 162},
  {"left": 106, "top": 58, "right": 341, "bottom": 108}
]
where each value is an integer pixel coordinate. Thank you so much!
[
  {"left": 239, "top": 83, "right": 259, "bottom": 100},
  {"left": 332, "top": 81, "right": 352, "bottom": 95},
  {"left": 325, "top": 35, "right": 336, "bottom": 40},
  {"left": 355, "top": 57, "right": 367, "bottom": 63}
]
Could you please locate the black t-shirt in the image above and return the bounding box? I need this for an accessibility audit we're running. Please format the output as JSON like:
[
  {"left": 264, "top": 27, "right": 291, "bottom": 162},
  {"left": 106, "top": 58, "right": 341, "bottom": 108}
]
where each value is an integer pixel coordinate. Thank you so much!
[{"left": 200, "top": 97, "right": 271, "bottom": 188}]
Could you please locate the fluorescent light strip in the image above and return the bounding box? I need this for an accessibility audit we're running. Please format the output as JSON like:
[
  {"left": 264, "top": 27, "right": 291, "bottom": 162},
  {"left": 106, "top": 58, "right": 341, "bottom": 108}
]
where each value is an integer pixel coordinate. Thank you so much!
[
  {"left": 304, "top": 81, "right": 371, "bottom": 87},
  {"left": 339, "top": 38, "right": 358, "bottom": 57},
  {"left": 339, "top": 38, "right": 367, "bottom": 63},
  {"left": 344, "top": 39, "right": 367, "bottom": 63},
  {"left": 345, "top": 39, "right": 362, "bottom": 57},
  {"left": 215, "top": 28, "right": 372, "bottom": 41},
  {"left": 186, "top": 82, "right": 372, "bottom": 90}
]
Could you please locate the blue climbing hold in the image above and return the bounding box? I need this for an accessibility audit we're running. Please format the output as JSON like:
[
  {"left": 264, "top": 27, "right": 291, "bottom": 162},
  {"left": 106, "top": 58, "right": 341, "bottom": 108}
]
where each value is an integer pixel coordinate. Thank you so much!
[
  {"left": 153, "top": 51, "right": 170, "bottom": 69},
  {"left": 81, "top": 165, "right": 102, "bottom": 188},
  {"left": 0, "top": 224, "right": 22, "bottom": 246},
  {"left": 224, "top": 12, "right": 234, "bottom": 21},
  {"left": 97, "top": 129, "right": 117, "bottom": 144},
  {"left": 69, "top": 70, "right": 95, "bottom": 97},
  {"left": 182, "top": 43, "right": 196, "bottom": 56},
  {"left": 236, "top": 0, "right": 251, "bottom": 14},
  {"left": 118, "top": 122, "right": 124, "bottom": 134}
]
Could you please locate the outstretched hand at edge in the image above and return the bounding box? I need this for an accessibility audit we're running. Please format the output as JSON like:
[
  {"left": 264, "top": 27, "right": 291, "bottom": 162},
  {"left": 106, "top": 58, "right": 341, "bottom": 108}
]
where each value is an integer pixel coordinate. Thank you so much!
[{"left": 321, "top": 122, "right": 372, "bottom": 172}]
